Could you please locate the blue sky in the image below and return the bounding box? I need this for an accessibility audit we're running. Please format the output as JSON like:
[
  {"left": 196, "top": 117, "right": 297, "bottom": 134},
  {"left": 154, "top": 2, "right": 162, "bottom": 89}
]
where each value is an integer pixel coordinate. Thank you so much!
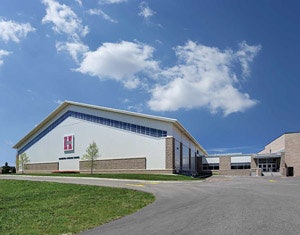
[{"left": 1, "top": 0, "right": 300, "bottom": 165}]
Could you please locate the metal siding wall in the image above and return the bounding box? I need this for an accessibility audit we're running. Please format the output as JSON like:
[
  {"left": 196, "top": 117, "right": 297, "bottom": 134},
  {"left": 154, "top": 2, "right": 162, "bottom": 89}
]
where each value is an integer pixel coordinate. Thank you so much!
[
  {"left": 182, "top": 145, "right": 189, "bottom": 170},
  {"left": 231, "top": 156, "right": 251, "bottom": 163},
  {"left": 23, "top": 117, "right": 166, "bottom": 170},
  {"left": 203, "top": 157, "right": 220, "bottom": 164},
  {"left": 69, "top": 105, "right": 174, "bottom": 135},
  {"left": 172, "top": 125, "right": 200, "bottom": 172},
  {"left": 174, "top": 140, "right": 181, "bottom": 171}
]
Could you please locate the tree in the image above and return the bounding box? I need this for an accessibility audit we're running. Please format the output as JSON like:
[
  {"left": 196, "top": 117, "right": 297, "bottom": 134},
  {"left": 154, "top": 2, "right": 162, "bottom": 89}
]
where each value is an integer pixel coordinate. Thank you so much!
[
  {"left": 17, "top": 153, "right": 30, "bottom": 174},
  {"left": 1, "top": 162, "right": 16, "bottom": 174},
  {"left": 82, "top": 141, "right": 99, "bottom": 174}
]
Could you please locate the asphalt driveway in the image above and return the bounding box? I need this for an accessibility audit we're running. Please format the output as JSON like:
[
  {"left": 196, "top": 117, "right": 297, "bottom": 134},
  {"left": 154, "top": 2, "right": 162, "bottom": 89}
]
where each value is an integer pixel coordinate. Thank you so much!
[{"left": 1, "top": 175, "right": 300, "bottom": 235}]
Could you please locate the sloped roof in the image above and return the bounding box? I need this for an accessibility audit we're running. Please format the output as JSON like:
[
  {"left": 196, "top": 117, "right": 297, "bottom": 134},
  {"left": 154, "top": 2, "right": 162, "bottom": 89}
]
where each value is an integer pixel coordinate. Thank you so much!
[{"left": 13, "top": 100, "right": 207, "bottom": 154}]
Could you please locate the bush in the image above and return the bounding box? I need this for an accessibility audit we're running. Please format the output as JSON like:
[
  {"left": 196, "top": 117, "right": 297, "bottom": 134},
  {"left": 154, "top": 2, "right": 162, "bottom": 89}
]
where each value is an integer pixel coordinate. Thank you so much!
[{"left": 1, "top": 162, "right": 16, "bottom": 174}]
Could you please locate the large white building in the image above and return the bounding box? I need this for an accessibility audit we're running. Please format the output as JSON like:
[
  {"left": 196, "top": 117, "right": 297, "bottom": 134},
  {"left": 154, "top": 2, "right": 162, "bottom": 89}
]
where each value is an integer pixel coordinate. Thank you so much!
[{"left": 13, "top": 101, "right": 207, "bottom": 174}]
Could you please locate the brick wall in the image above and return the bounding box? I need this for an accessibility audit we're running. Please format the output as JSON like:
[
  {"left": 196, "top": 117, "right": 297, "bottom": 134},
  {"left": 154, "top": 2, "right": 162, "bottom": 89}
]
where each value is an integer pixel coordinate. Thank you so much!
[
  {"left": 22, "top": 162, "right": 59, "bottom": 173},
  {"left": 218, "top": 156, "right": 251, "bottom": 176},
  {"left": 251, "top": 155, "right": 257, "bottom": 168},
  {"left": 219, "top": 156, "right": 231, "bottom": 171},
  {"left": 80, "top": 169, "right": 174, "bottom": 174},
  {"left": 219, "top": 169, "right": 251, "bottom": 176},
  {"left": 259, "top": 134, "right": 285, "bottom": 154},
  {"left": 285, "top": 133, "right": 300, "bottom": 176},
  {"left": 80, "top": 157, "right": 146, "bottom": 172},
  {"left": 280, "top": 152, "right": 286, "bottom": 176},
  {"left": 165, "top": 137, "right": 175, "bottom": 171}
]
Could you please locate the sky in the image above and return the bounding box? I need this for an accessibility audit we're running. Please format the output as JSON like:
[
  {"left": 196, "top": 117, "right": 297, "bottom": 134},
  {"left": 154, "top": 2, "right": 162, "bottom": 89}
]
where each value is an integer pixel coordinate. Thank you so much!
[{"left": 1, "top": 0, "right": 300, "bottom": 165}]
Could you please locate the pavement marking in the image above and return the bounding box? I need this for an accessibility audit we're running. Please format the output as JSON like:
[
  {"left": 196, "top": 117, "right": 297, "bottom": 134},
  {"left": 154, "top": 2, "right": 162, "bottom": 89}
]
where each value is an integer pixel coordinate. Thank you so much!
[
  {"left": 269, "top": 180, "right": 277, "bottom": 183},
  {"left": 146, "top": 182, "right": 160, "bottom": 185},
  {"left": 125, "top": 182, "right": 160, "bottom": 187},
  {"left": 126, "top": 184, "right": 145, "bottom": 187}
]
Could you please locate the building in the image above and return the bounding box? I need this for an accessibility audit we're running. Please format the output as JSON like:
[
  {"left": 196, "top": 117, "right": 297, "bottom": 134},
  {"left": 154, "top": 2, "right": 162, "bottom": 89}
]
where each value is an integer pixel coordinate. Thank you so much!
[
  {"left": 202, "top": 133, "right": 300, "bottom": 177},
  {"left": 13, "top": 101, "right": 300, "bottom": 177},
  {"left": 253, "top": 132, "right": 300, "bottom": 177},
  {"left": 13, "top": 101, "right": 207, "bottom": 174},
  {"left": 202, "top": 153, "right": 252, "bottom": 176}
]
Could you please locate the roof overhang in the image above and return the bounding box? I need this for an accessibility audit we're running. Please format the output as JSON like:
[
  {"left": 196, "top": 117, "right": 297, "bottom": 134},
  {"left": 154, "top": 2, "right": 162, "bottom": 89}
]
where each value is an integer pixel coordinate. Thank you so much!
[{"left": 253, "top": 153, "right": 282, "bottom": 159}]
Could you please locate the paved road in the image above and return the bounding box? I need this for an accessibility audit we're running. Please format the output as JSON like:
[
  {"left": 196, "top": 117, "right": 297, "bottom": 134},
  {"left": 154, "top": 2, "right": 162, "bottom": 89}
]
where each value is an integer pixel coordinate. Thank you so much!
[{"left": 1, "top": 175, "right": 300, "bottom": 235}]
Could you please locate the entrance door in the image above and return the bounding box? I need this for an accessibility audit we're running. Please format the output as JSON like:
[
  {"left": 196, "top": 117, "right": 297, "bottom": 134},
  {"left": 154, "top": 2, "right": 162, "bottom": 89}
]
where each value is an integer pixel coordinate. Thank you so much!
[
  {"left": 259, "top": 163, "right": 277, "bottom": 172},
  {"left": 287, "top": 167, "right": 294, "bottom": 176}
]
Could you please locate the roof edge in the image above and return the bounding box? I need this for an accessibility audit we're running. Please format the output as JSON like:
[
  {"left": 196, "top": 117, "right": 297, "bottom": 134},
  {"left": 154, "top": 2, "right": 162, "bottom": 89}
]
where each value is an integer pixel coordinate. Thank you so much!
[
  {"left": 13, "top": 101, "right": 205, "bottom": 154},
  {"left": 173, "top": 120, "right": 207, "bottom": 155},
  {"left": 63, "top": 100, "right": 178, "bottom": 123},
  {"left": 13, "top": 101, "right": 69, "bottom": 149}
]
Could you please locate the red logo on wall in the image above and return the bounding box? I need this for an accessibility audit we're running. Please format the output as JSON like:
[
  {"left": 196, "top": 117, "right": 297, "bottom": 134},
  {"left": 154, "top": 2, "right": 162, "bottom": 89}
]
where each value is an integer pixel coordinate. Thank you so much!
[{"left": 64, "top": 135, "right": 74, "bottom": 151}]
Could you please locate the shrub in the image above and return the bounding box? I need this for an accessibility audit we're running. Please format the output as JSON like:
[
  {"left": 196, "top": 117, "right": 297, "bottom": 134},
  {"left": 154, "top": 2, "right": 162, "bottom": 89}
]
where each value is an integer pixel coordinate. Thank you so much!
[{"left": 1, "top": 162, "right": 16, "bottom": 174}]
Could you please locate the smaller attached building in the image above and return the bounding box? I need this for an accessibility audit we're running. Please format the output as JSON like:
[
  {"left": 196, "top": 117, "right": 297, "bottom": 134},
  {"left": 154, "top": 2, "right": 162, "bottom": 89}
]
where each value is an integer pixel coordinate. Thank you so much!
[
  {"left": 253, "top": 132, "right": 300, "bottom": 177},
  {"left": 202, "top": 154, "right": 252, "bottom": 176},
  {"left": 203, "top": 132, "right": 300, "bottom": 177},
  {"left": 13, "top": 101, "right": 207, "bottom": 174}
]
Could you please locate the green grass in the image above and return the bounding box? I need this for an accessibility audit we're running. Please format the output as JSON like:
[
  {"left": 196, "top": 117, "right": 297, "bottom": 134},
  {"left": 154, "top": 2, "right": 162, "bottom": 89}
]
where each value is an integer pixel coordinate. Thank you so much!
[
  {"left": 22, "top": 173, "right": 203, "bottom": 181},
  {"left": 0, "top": 180, "right": 155, "bottom": 235}
]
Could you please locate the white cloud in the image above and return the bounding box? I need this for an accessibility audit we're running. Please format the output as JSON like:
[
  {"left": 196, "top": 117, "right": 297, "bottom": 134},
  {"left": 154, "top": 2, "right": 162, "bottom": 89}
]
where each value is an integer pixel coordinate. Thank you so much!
[
  {"left": 148, "top": 41, "right": 261, "bottom": 116},
  {"left": 127, "top": 103, "right": 144, "bottom": 113},
  {"left": 98, "top": 0, "right": 127, "bottom": 4},
  {"left": 56, "top": 41, "right": 89, "bottom": 64},
  {"left": 68, "top": 39, "right": 259, "bottom": 116},
  {"left": 76, "top": 41, "right": 159, "bottom": 89},
  {"left": 207, "top": 145, "right": 257, "bottom": 154},
  {"left": 0, "top": 19, "right": 35, "bottom": 43},
  {"left": 87, "top": 9, "right": 118, "bottom": 23},
  {"left": 0, "top": 50, "right": 11, "bottom": 66},
  {"left": 236, "top": 41, "right": 261, "bottom": 77},
  {"left": 139, "top": 2, "right": 155, "bottom": 19},
  {"left": 42, "top": 0, "right": 89, "bottom": 40}
]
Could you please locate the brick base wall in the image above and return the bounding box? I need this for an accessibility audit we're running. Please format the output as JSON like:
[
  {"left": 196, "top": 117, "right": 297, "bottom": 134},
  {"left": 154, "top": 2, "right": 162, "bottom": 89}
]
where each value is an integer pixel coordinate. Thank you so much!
[
  {"left": 219, "top": 169, "right": 251, "bottom": 176},
  {"left": 79, "top": 169, "right": 174, "bottom": 174},
  {"left": 80, "top": 157, "right": 146, "bottom": 172},
  {"left": 20, "top": 162, "right": 59, "bottom": 173}
]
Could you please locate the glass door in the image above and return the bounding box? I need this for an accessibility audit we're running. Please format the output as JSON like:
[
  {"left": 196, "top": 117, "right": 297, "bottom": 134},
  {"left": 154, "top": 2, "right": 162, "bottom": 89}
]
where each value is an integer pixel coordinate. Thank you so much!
[{"left": 258, "top": 159, "right": 278, "bottom": 172}]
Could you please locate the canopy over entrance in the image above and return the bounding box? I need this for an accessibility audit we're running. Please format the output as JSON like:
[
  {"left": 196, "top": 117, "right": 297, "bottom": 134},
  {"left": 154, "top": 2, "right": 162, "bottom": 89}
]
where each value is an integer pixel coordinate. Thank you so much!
[
  {"left": 253, "top": 153, "right": 282, "bottom": 173},
  {"left": 253, "top": 153, "right": 282, "bottom": 159}
]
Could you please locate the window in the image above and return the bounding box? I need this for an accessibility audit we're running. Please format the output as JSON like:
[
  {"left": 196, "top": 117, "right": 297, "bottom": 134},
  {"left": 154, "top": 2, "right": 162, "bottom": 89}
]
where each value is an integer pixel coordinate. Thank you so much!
[
  {"left": 231, "top": 162, "right": 250, "bottom": 170},
  {"left": 203, "top": 163, "right": 219, "bottom": 170},
  {"left": 18, "top": 110, "right": 168, "bottom": 155}
]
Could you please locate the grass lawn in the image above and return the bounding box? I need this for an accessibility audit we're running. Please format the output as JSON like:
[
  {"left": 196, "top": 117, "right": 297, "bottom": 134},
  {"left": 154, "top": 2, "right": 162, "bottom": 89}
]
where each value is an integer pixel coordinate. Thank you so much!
[
  {"left": 23, "top": 173, "right": 203, "bottom": 181},
  {"left": 0, "top": 180, "right": 155, "bottom": 235}
]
